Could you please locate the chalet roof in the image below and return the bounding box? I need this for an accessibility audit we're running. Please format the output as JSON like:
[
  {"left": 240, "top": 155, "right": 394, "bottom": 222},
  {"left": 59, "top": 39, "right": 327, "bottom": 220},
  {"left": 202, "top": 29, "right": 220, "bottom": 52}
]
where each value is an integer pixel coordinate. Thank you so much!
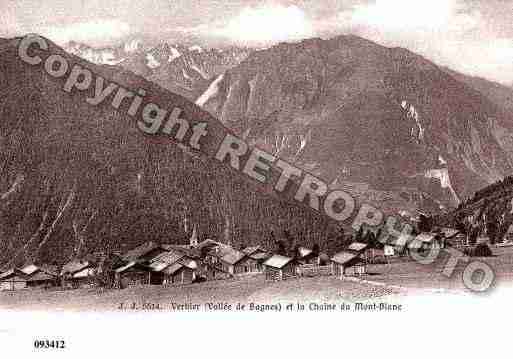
[
  {"left": 416, "top": 233, "right": 437, "bottom": 243},
  {"left": 162, "top": 244, "right": 200, "bottom": 258},
  {"left": 73, "top": 267, "right": 95, "bottom": 279},
  {"left": 221, "top": 250, "right": 247, "bottom": 265},
  {"left": 115, "top": 261, "right": 137, "bottom": 273},
  {"left": 249, "top": 251, "right": 271, "bottom": 261},
  {"left": 439, "top": 228, "right": 460, "bottom": 238},
  {"left": 264, "top": 255, "right": 293, "bottom": 269},
  {"left": 148, "top": 250, "right": 184, "bottom": 272},
  {"left": 331, "top": 251, "right": 358, "bottom": 265},
  {"left": 242, "top": 246, "right": 261, "bottom": 256},
  {"left": 61, "top": 260, "right": 91, "bottom": 275},
  {"left": 122, "top": 241, "right": 161, "bottom": 262},
  {"left": 21, "top": 264, "right": 39, "bottom": 275},
  {"left": 27, "top": 271, "right": 57, "bottom": 282},
  {"left": 22, "top": 264, "right": 58, "bottom": 277},
  {"left": 347, "top": 242, "right": 369, "bottom": 252},
  {"left": 0, "top": 268, "right": 27, "bottom": 281}
]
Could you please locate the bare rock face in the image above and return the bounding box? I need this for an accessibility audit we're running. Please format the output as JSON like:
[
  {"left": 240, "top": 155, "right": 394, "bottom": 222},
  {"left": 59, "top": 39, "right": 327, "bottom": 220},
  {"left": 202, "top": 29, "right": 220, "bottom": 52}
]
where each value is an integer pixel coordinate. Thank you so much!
[{"left": 199, "top": 35, "right": 513, "bottom": 213}]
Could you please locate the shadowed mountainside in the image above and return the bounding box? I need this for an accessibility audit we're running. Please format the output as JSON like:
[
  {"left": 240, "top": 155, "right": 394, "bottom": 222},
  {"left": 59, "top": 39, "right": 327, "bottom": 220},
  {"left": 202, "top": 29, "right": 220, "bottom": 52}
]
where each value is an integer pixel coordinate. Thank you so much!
[
  {"left": 0, "top": 36, "right": 337, "bottom": 268},
  {"left": 199, "top": 36, "right": 513, "bottom": 214}
]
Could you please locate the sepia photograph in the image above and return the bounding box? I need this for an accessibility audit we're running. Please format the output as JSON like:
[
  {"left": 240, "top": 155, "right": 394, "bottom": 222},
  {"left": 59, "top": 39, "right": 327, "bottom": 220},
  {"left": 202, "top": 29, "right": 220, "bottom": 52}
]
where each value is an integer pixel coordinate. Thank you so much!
[{"left": 1, "top": 1, "right": 513, "bottom": 357}]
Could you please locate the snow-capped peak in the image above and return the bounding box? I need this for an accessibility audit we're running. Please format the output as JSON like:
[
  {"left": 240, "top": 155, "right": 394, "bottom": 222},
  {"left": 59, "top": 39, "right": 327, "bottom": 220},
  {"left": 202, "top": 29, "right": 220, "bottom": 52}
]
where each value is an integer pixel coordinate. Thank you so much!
[
  {"left": 189, "top": 45, "right": 203, "bottom": 53},
  {"left": 146, "top": 53, "right": 161, "bottom": 69},
  {"left": 124, "top": 39, "right": 142, "bottom": 53},
  {"left": 64, "top": 42, "right": 122, "bottom": 65}
]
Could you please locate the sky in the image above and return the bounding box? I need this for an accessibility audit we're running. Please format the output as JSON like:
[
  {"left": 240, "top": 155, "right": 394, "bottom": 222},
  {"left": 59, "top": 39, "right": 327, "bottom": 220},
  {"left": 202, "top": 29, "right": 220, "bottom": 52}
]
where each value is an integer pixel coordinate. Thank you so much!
[{"left": 1, "top": 0, "right": 513, "bottom": 84}]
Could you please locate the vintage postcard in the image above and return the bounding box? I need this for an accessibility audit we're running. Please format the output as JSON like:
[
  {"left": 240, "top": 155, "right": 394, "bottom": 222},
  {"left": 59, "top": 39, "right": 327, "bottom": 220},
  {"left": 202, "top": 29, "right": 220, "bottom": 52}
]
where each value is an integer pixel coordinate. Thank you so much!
[{"left": 1, "top": 1, "right": 512, "bottom": 357}]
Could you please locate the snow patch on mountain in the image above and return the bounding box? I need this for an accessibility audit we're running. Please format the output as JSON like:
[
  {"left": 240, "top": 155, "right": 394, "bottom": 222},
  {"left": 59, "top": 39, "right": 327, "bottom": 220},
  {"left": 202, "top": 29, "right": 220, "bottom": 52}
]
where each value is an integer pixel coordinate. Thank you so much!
[
  {"left": 146, "top": 53, "right": 161, "bottom": 69},
  {"left": 425, "top": 168, "right": 459, "bottom": 203},
  {"left": 1, "top": 174, "right": 24, "bottom": 200},
  {"left": 401, "top": 100, "right": 424, "bottom": 141},
  {"left": 124, "top": 39, "right": 142, "bottom": 53},
  {"left": 294, "top": 129, "right": 311, "bottom": 158},
  {"left": 196, "top": 73, "right": 225, "bottom": 107},
  {"left": 189, "top": 45, "right": 203, "bottom": 53},
  {"left": 65, "top": 43, "right": 121, "bottom": 65},
  {"left": 182, "top": 68, "right": 192, "bottom": 81},
  {"left": 168, "top": 47, "right": 181, "bottom": 62},
  {"left": 189, "top": 61, "right": 208, "bottom": 79}
]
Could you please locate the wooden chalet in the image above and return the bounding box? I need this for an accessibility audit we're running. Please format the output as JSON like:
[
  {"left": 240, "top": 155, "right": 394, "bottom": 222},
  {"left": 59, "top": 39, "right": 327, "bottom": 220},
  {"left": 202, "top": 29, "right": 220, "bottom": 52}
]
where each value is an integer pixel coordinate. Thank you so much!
[
  {"left": 115, "top": 242, "right": 202, "bottom": 287},
  {"left": 196, "top": 240, "right": 262, "bottom": 277},
  {"left": 263, "top": 255, "right": 297, "bottom": 281},
  {"left": 439, "top": 228, "right": 459, "bottom": 241},
  {"left": 147, "top": 249, "right": 198, "bottom": 285},
  {"left": 439, "top": 228, "right": 466, "bottom": 246},
  {"left": 61, "top": 260, "right": 95, "bottom": 288},
  {"left": 411, "top": 233, "right": 443, "bottom": 252},
  {"left": 115, "top": 261, "right": 151, "bottom": 288},
  {"left": 201, "top": 262, "right": 231, "bottom": 281},
  {"left": 331, "top": 251, "right": 366, "bottom": 277},
  {"left": 346, "top": 241, "right": 380, "bottom": 261},
  {"left": 219, "top": 249, "right": 256, "bottom": 275},
  {"left": 72, "top": 267, "right": 97, "bottom": 288},
  {"left": 22, "top": 265, "right": 59, "bottom": 289},
  {"left": 147, "top": 250, "right": 185, "bottom": 284},
  {"left": 121, "top": 241, "right": 168, "bottom": 264},
  {"left": 161, "top": 261, "right": 195, "bottom": 285},
  {"left": 114, "top": 242, "right": 171, "bottom": 287},
  {"left": 0, "top": 269, "right": 28, "bottom": 291},
  {"left": 242, "top": 246, "right": 271, "bottom": 272}
]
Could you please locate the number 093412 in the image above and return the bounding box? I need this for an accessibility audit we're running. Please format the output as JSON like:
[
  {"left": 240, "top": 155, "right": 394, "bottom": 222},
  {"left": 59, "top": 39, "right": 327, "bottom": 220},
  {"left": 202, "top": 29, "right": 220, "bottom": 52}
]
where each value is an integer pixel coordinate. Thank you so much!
[{"left": 33, "top": 339, "right": 66, "bottom": 349}]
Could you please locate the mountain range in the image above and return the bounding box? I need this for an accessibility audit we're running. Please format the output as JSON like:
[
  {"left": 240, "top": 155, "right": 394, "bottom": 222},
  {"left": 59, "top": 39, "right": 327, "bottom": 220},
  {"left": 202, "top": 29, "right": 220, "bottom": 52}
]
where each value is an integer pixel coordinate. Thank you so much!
[{"left": 197, "top": 36, "right": 513, "bottom": 216}]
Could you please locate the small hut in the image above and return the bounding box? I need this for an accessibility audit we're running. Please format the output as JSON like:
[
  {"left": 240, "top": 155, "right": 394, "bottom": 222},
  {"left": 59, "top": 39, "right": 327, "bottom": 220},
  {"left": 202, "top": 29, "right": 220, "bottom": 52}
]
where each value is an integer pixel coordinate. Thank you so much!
[
  {"left": 220, "top": 250, "right": 257, "bottom": 275},
  {"left": 162, "top": 262, "right": 195, "bottom": 285},
  {"left": 242, "top": 246, "right": 271, "bottom": 272},
  {"left": 263, "top": 255, "right": 296, "bottom": 281},
  {"left": 61, "top": 260, "right": 94, "bottom": 289},
  {"left": 25, "top": 265, "right": 59, "bottom": 289},
  {"left": 114, "top": 262, "right": 151, "bottom": 288},
  {"left": 0, "top": 269, "right": 28, "bottom": 291},
  {"left": 331, "top": 251, "right": 366, "bottom": 277}
]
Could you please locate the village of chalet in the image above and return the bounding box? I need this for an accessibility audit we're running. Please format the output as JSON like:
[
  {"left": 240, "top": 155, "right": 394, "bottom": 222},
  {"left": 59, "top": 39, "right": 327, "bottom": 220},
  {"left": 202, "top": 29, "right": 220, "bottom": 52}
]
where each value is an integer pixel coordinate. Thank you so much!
[{"left": 0, "top": 222, "right": 474, "bottom": 292}]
